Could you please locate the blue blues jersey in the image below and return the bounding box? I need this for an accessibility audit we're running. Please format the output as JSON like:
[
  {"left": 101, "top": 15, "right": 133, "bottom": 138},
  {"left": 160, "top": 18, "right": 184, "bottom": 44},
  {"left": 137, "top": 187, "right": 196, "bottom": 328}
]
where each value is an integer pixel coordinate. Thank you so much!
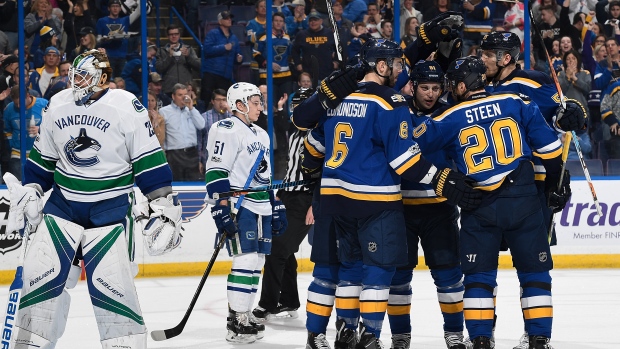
[
  {"left": 413, "top": 92, "right": 562, "bottom": 191},
  {"left": 486, "top": 68, "right": 561, "bottom": 181},
  {"left": 320, "top": 82, "right": 433, "bottom": 217},
  {"left": 255, "top": 31, "right": 292, "bottom": 79}
]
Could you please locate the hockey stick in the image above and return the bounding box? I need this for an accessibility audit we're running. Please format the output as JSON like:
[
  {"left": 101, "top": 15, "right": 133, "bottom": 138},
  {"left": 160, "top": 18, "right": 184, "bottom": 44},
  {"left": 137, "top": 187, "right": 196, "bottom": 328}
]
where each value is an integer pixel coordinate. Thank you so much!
[
  {"left": 151, "top": 150, "right": 265, "bottom": 341},
  {"left": 150, "top": 232, "right": 227, "bottom": 341},
  {"left": 527, "top": 2, "right": 603, "bottom": 217},
  {"left": 548, "top": 132, "right": 572, "bottom": 241},
  {"left": 325, "top": 0, "right": 343, "bottom": 63},
  {"left": 1, "top": 223, "right": 32, "bottom": 349},
  {"left": 212, "top": 179, "right": 312, "bottom": 200}
]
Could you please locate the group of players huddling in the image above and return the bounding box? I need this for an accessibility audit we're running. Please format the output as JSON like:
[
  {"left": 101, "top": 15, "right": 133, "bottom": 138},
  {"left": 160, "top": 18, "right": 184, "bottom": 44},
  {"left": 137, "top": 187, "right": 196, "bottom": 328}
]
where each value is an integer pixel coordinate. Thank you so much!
[{"left": 2, "top": 9, "right": 586, "bottom": 349}]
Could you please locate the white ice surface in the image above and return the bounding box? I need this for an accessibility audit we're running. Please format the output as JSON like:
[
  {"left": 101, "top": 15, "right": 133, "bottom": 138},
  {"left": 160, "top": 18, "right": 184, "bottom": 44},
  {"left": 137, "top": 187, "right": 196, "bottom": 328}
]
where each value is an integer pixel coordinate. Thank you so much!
[{"left": 1, "top": 269, "right": 618, "bottom": 348}]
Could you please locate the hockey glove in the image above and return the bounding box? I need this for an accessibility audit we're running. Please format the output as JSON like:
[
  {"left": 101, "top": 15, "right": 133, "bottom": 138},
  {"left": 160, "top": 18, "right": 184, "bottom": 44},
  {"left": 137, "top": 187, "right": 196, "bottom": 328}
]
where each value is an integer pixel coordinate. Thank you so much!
[
  {"left": 554, "top": 99, "right": 586, "bottom": 131},
  {"left": 271, "top": 200, "right": 288, "bottom": 236},
  {"left": 4, "top": 172, "right": 44, "bottom": 233},
  {"left": 547, "top": 170, "right": 572, "bottom": 213},
  {"left": 211, "top": 203, "right": 238, "bottom": 237},
  {"left": 143, "top": 193, "right": 183, "bottom": 256},
  {"left": 417, "top": 11, "right": 463, "bottom": 48},
  {"left": 432, "top": 168, "right": 482, "bottom": 210},
  {"left": 317, "top": 68, "right": 358, "bottom": 110}
]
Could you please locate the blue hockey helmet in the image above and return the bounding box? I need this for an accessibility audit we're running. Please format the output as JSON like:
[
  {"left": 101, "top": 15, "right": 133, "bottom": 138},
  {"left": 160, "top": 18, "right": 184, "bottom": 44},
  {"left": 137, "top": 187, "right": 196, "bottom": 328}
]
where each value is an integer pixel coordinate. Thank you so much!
[
  {"left": 360, "top": 38, "right": 403, "bottom": 70},
  {"left": 446, "top": 56, "right": 487, "bottom": 92},
  {"left": 480, "top": 31, "right": 521, "bottom": 63},
  {"left": 410, "top": 60, "right": 444, "bottom": 88}
]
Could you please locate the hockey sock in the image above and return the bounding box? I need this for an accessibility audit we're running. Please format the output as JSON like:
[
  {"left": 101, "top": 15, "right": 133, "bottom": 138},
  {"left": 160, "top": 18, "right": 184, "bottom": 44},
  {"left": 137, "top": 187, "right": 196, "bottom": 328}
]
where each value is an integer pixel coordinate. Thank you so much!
[
  {"left": 228, "top": 252, "right": 260, "bottom": 312},
  {"left": 517, "top": 271, "right": 552, "bottom": 338},
  {"left": 463, "top": 270, "right": 497, "bottom": 339},
  {"left": 249, "top": 254, "right": 265, "bottom": 309},
  {"left": 336, "top": 260, "right": 363, "bottom": 330},
  {"left": 306, "top": 264, "right": 339, "bottom": 334},
  {"left": 359, "top": 264, "right": 395, "bottom": 338},
  {"left": 387, "top": 268, "right": 413, "bottom": 335},
  {"left": 431, "top": 266, "right": 465, "bottom": 332}
]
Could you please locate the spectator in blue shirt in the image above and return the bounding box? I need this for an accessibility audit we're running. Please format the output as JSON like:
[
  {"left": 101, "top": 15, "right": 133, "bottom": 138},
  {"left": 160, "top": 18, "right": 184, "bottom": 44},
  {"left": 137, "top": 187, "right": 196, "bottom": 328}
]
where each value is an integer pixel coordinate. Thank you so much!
[
  {"left": 343, "top": 0, "right": 368, "bottom": 23},
  {"left": 96, "top": 0, "right": 140, "bottom": 78}
]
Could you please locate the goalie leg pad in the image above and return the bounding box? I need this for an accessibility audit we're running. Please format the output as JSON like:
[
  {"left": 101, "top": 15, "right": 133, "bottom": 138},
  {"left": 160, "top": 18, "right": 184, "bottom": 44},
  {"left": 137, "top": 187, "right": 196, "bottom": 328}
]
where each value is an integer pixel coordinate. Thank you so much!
[
  {"left": 17, "top": 214, "right": 83, "bottom": 344},
  {"left": 100, "top": 332, "right": 147, "bottom": 349},
  {"left": 228, "top": 252, "right": 260, "bottom": 313},
  {"left": 82, "top": 224, "right": 147, "bottom": 341}
]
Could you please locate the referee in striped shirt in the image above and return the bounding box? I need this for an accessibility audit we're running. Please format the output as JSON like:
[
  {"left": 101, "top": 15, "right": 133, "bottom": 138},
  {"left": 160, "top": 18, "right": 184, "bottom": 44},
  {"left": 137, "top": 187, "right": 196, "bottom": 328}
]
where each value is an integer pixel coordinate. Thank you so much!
[{"left": 253, "top": 89, "right": 315, "bottom": 320}]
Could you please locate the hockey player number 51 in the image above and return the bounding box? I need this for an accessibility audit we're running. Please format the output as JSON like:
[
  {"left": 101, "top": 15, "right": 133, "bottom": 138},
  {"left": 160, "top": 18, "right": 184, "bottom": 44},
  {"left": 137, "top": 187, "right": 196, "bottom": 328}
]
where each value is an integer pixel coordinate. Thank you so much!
[
  {"left": 326, "top": 122, "right": 353, "bottom": 169},
  {"left": 459, "top": 118, "right": 523, "bottom": 175}
]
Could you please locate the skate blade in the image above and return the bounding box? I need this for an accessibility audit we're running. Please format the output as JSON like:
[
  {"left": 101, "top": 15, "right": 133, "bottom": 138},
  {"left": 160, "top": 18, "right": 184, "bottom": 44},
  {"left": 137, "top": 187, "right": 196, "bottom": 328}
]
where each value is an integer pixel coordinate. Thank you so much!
[
  {"left": 225, "top": 331, "right": 257, "bottom": 344},
  {"left": 268, "top": 310, "right": 299, "bottom": 320}
]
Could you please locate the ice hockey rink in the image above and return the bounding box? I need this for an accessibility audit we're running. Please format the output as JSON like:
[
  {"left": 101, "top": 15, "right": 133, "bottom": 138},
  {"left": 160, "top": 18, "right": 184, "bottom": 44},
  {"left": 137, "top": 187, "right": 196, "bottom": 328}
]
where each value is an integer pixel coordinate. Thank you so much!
[{"left": 1, "top": 268, "right": 616, "bottom": 349}]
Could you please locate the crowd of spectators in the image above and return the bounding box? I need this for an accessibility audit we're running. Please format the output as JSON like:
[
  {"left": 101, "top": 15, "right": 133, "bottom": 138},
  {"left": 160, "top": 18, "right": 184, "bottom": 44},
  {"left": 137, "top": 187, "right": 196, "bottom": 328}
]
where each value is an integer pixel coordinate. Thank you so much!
[{"left": 2, "top": 0, "right": 620, "bottom": 183}]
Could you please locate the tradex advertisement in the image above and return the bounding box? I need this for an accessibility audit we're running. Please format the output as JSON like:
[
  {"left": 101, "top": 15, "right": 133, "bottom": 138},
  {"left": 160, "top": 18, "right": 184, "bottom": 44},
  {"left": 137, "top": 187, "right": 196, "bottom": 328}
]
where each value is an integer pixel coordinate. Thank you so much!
[{"left": 555, "top": 179, "right": 620, "bottom": 245}]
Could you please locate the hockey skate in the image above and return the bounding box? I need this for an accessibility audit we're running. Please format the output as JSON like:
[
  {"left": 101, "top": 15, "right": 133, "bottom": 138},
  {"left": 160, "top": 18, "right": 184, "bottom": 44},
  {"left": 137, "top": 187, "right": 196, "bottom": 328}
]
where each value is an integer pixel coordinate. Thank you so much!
[
  {"left": 356, "top": 322, "right": 383, "bottom": 349},
  {"left": 307, "top": 332, "right": 332, "bottom": 349},
  {"left": 528, "top": 335, "right": 554, "bottom": 349},
  {"left": 272, "top": 304, "right": 299, "bottom": 319},
  {"left": 248, "top": 312, "right": 265, "bottom": 340},
  {"left": 469, "top": 337, "right": 492, "bottom": 349},
  {"left": 513, "top": 332, "right": 529, "bottom": 349},
  {"left": 444, "top": 331, "right": 466, "bottom": 349},
  {"left": 226, "top": 310, "right": 258, "bottom": 344},
  {"left": 390, "top": 333, "right": 410, "bottom": 349},
  {"left": 334, "top": 318, "right": 357, "bottom": 349}
]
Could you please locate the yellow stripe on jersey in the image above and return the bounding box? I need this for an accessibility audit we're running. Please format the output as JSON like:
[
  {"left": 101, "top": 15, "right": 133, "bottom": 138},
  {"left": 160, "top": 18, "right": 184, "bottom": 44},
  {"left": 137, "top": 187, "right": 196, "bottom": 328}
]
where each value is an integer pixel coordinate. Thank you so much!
[
  {"left": 535, "top": 174, "right": 546, "bottom": 181},
  {"left": 464, "top": 309, "right": 495, "bottom": 320},
  {"left": 474, "top": 176, "right": 506, "bottom": 191},
  {"left": 347, "top": 93, "right": 394, "bottom": 110},
  {"left": 609, "top": 86, "right": 620, "bottom": 98},
  {"left": 394, "top": 153, "right": 421, "bottom": 175},
  {"left": 304, "top": 138, "right": 324, "bottom": 158},
  {"left": 532, "top": 147, "right": 562, "bottom": 159},
  {"left": 523, "top": 307, "right": 553, "bottom": 319},
  {"left": 321, "top": 187, "right": 402, "bottom": 201},
  {"left": 602, "top": 110, "right": 614, "bottom": 120},
  {"left": 307, "top": 302, "right": 333, "bottom": 316},
  {"left": 432, "top": 94, "right": 523, "bottom": 122},
  {"left": 403, "top": 197, "right": 447, "bottom": 205},
  {"left": 504, "top": 77, "right": 542, "bottom": 88}
]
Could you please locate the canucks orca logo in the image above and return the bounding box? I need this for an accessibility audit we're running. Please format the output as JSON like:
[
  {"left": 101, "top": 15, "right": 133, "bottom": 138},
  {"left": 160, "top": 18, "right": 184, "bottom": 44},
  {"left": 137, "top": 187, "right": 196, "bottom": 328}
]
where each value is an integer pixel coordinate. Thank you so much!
[
  {"left": 64, "top": 128, "right": 101, "bottom": 167},
  {"left": 454, "top": 59, "right": 465, "bottom": 69},
  {"left": 253, "top": 157, "right": 270, "bottom": 185}
]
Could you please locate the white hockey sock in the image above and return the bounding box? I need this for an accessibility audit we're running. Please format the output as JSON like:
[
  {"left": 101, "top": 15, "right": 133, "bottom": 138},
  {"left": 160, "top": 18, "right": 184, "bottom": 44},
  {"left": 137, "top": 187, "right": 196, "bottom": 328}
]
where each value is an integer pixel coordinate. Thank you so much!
[
  {"left": 228, "top": 252, "right": 259, "bottom": 312},
  {"left": 249, "top": 254, "right": 265, "bottom": 308}
]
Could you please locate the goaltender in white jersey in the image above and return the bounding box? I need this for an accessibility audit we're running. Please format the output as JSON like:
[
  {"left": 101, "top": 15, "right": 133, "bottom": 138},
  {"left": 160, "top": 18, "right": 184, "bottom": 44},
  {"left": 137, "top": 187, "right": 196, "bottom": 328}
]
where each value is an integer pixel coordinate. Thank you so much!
[{"left": 3, "top": 49, "right": 183, "bottom": 349}]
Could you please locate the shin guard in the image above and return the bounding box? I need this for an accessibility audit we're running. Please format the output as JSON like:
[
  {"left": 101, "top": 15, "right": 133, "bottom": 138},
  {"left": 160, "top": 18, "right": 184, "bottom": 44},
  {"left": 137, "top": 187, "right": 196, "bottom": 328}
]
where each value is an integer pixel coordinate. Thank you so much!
[{"left": 82, "top": 224, "right": 147, "bottom": 343}]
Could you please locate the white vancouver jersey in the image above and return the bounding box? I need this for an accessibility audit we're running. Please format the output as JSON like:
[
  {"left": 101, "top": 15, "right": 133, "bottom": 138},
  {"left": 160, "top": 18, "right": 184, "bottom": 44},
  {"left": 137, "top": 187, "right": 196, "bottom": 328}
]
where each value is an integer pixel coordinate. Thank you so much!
[
  {"left": 29, "top": 89, "right": 167, "bottom": 202},
  {"left": 205, "top": 116, "right": 272, "bottom": 216}
]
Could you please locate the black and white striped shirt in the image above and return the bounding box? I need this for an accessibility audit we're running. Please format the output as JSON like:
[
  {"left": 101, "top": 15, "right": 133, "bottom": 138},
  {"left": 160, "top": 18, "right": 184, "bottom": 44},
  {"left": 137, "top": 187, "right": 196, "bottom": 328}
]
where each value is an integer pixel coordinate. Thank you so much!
[{"left": 283, "top": 128, "right": 311, "bottom": 192}]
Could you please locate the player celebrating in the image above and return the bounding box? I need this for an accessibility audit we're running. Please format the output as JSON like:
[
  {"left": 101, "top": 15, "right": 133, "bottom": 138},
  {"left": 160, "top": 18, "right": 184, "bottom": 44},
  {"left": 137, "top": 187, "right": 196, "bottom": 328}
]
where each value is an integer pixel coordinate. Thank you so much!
[
  {"left": 205, "top": 82, "right": 288, "bottom": 344},
  {"left": 6, "top": 49, "right": 182, "bottom": 349},
  {"left": 388, "top": 61, "right": 466, "bottom": 349},
  {"left": 413, "top": 56, "right": 567, "bottom": 349}
]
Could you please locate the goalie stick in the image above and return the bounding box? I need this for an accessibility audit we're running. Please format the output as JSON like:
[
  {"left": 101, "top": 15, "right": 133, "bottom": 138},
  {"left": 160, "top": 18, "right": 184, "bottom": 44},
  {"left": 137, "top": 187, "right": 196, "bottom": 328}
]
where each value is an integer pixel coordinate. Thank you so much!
[
  {"left": 1, "top": 223, "right": 33, "bottom": 349},
  {"left": 151, "top": 149, "right": 264, "bottom": 341},
  {"left": 527, "top": 2, "right": 603, "bottom": 217},
  {"left": 212, "top": 179, "right": 313, "bottom": 200}
]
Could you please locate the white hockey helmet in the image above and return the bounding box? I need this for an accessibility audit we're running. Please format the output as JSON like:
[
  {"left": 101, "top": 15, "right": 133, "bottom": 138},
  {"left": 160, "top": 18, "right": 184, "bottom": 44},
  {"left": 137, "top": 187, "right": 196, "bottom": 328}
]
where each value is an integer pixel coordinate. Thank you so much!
[
  {"left": 227, "top": 82, "right": 263, "bottom": 115},
  {"left": 69, "top": 49, "right": 112, "bottom": 105}
]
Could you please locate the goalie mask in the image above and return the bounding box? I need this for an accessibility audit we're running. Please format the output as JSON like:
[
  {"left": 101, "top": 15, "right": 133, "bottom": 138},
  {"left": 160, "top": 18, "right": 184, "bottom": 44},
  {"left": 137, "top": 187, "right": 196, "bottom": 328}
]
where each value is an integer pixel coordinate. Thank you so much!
[{"left": 69, "top": 49, "right": 112, "bottom": 105}]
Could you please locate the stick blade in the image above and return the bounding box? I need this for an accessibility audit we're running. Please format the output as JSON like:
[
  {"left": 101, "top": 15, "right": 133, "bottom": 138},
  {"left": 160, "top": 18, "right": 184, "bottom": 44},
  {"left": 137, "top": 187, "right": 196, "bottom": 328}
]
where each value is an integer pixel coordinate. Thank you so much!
[{"left": 150, "top": 327, "right": 180, "bottom": 341}]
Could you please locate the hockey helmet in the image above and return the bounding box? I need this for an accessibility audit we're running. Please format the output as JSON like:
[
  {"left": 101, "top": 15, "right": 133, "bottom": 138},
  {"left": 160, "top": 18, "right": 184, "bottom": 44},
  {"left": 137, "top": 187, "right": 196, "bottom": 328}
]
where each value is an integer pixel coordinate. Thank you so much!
[
  {"left": 410, "top": 60, "right": 444, "bottom": 88},
  {"left": 360, "top": 38, "right": 404, "bottom": 70},
  {"left": 445, "top": 56, "right": 487, "bottom": 92},
  {"left": 227, "top": 82, "right": 263, "bottom": 114},
  {"left": 291, "top": 87, "right": 313, "bottom": 110},
  {"left": 69, "top": 49, "right": 112, "bottom": 105},
  {"left": 480, "top": 31, "right": 521, "bottom": 63}
]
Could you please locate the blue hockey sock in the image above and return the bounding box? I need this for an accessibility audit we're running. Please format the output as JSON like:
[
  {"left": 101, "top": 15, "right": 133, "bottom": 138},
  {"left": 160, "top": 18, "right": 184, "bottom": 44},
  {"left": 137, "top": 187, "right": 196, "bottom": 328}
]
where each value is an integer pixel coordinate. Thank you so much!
[
  {"left": 517, "top": 271, "right": 553, "bottom": 338},
  {"left": 431, "top": 266, "right": 465, "bottom": 332},
  {"left": 463, "top": 270, "right": 497, "bottom": 339},
  {"left": 387, "top": 268, "right": 412, "bottom": 335},
  {"left": 306, "top": 264, "right": 339, "bottom": 334}
]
